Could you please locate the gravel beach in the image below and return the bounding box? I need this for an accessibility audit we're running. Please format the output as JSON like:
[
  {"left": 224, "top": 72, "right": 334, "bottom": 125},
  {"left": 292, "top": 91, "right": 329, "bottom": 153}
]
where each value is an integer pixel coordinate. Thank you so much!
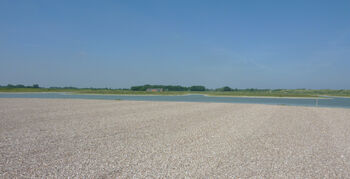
[{"left": 1, "top": 98, "right": 350, "bottom": 178}]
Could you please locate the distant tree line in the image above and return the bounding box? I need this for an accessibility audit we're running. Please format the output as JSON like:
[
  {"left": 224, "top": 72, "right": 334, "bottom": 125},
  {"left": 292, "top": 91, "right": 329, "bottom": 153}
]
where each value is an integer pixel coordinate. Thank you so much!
[
  {"left": 49, "top": 86, "right": 78, "bottom": 89},
  {"left": 0, "top": 84, "right": 40, "bottom": 88},
  {"left": 189, "top": 86, "right": 206, "bottom": 91},
  {"left": 0, "top": 84, "right": 297, "bottom": 92},
  {"left": 2, "top": 84, "right": 348, "bottom": 96},
  {"left": 131, "top": 84, "right": 207, "bottom": 91},
  {"left": 215, "top": 86, "right": 278, "bottom": 92},
  {"left": 48, "top": 86, "right": 130, "bottom": 90}
]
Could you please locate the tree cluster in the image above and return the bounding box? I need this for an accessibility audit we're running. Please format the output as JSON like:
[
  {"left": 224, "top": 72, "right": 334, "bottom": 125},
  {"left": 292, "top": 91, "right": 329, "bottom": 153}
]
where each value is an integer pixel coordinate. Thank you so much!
[
  {"left": 0, "top": 84, "right": 40, "bottom": 88},
  {"left": 131, "top": 85, "right": 207, "bottom": 91}
]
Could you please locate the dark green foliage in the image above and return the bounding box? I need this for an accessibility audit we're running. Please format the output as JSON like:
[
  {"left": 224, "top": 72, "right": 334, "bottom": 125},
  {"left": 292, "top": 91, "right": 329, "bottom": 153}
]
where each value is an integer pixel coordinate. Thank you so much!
[
  {"left": 189, "top": 86, "right": 206, "bottom": 91},
  {"left": 50, "top": 86, "right": 78, "bottom": 89},
  {"left": 165, "top": 85, "right": 188, "bottom": 91},
  {"left": 1, "top": 84, "right": 40, "bottom": 88},
  {"left": 223, "top": 86, "right": 232, "bottom": 91},
  {"left": 131, "top": 84, "right": 207, "bottom": 91},
  {"left": 6, "top": 84, "right": 15, "bottom": 88},
  {"left": 131, "top": 84, "right": 151, "bottom": 91},
  {"left": 216, "top": 86, "right": 232, "bottom": 91},
  {"left": 15, "top": 84, "right": 25, "bottom": 88},
  {"left": 131, "top": 85, "right": 189, "bottom": 91}
]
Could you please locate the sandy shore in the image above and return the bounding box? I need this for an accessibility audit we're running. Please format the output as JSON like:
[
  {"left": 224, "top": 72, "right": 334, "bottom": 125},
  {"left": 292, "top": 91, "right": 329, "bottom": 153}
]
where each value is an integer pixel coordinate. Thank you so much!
[{"left": 1, "top": 98, "right": 350, "bottom": 178}]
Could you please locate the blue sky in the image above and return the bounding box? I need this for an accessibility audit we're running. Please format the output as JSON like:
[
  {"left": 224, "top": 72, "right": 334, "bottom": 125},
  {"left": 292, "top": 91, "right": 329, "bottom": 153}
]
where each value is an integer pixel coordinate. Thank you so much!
[{"left": 1, "top": 0, "right": 349, "bottom": 89}]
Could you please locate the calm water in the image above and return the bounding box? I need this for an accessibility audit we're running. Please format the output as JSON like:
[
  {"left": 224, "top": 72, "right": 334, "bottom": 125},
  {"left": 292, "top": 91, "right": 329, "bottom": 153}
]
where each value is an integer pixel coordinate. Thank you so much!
[{"left": 1, "top": 92, "right": 350, "bottom": 108}]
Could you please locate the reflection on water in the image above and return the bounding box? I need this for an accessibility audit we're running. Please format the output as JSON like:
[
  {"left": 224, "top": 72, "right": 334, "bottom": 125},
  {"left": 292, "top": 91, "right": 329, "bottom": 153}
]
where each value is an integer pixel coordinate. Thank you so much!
[{"left": 1, "top": 93, "right": 350, "bottom": 108}]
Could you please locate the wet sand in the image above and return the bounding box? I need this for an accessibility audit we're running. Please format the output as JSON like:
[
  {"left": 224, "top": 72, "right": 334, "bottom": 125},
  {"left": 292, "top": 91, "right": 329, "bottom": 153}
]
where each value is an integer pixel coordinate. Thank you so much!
[{"left": 1, "top": 98, "right": 350, "bottom": 178}]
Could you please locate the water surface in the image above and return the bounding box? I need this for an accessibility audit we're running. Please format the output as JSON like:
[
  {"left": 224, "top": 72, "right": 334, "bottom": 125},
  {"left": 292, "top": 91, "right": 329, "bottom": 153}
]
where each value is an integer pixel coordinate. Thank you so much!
[{"left": 1, "top": 92, "right": 350, "bottom": 108}]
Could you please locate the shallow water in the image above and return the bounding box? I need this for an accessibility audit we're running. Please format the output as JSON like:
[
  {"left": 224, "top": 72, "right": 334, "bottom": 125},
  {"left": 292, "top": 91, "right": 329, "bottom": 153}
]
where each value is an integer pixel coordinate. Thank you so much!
[{"left": 1, "top": 92, "right": 350, "bottom": 108}]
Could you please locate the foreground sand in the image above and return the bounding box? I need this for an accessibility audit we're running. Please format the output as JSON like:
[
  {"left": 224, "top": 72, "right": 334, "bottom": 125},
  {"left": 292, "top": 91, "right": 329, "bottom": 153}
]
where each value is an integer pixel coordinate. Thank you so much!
[{"left": 1, "top": 98, "right": 350, "bottom": 178}]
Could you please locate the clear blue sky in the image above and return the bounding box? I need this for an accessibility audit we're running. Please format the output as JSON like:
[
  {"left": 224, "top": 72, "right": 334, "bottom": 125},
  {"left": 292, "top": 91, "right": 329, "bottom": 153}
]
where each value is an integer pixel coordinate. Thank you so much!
[{"left": 1, "top": 0, "right": 349, "bottom": 89}]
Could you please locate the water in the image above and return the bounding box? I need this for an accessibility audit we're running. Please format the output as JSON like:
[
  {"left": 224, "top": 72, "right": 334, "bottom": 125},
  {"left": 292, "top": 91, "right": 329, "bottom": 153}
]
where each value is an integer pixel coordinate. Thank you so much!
[{"left": 1, "top": 92, "right": 350, "bottom": 108}]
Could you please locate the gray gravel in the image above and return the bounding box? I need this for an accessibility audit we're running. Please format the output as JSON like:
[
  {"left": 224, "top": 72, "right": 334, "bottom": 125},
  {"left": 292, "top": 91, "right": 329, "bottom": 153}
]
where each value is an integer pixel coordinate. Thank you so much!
[{"left": 1, "top": 98, "right": 350, "bottom": 178}]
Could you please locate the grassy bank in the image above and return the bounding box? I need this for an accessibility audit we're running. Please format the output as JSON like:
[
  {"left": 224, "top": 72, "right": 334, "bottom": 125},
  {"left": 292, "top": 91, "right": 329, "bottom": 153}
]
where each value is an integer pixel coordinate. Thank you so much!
[{"left": 1, "top": 88, "right": 350, "bottom": 97}]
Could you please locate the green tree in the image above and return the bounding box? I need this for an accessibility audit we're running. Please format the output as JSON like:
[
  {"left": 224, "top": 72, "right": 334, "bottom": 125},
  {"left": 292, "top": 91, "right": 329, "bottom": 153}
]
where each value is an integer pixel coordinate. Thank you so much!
[
  {"left": 190, "top": 86, "right": 206, "bottom": 91},
  {"left": 222, "top": 86, "right": 232, "bottom": 91}
]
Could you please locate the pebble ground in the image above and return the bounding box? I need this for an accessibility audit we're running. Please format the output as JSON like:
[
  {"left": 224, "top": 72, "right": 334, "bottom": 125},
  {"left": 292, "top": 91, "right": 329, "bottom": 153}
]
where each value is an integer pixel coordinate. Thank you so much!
[{"left": 1, "top": 98, "right": 350, "bottom": 178}]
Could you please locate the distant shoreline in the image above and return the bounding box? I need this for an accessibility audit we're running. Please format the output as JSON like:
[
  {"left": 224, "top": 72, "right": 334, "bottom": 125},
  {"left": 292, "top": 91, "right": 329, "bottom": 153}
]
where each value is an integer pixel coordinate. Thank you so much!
[
  {"left": 1, "top": 87, "right": 349, "bottom": 98},
  {"left": 0, "top": 91, "right": 332, "bottom": 99},
  {"left": 203, "top": 94, "right": 330, "bottom": 99}
]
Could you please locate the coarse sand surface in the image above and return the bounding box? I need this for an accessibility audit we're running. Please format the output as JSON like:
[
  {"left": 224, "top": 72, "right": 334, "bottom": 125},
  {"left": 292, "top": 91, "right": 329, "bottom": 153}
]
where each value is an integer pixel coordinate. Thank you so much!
[{"left": 1, "top": 98, "right": 350, "bottom": 178}]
